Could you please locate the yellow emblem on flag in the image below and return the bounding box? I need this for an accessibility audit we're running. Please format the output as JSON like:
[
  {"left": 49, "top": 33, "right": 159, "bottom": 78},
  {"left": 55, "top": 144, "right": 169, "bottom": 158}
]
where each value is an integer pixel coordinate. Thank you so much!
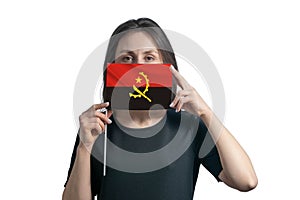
[{"left": 129, "top": 72, "right": 152, "bottom": 102}]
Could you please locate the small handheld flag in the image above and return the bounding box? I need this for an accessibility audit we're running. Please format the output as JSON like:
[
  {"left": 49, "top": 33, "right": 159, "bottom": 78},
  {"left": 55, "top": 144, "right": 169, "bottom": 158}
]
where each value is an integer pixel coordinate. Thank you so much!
[{"left": 104, "top": 63, "right": 173, "bottom": 110}]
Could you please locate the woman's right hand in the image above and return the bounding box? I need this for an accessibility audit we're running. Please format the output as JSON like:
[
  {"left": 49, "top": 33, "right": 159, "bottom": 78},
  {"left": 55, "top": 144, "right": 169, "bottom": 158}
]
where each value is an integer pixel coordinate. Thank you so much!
[{"left": 78, "top": 102, "right": 113, "bottom": 151}]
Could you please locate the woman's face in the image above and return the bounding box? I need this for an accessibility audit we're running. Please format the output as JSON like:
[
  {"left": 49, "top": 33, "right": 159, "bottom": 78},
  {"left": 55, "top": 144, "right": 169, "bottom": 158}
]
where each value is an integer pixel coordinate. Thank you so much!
[{"left": 115, "top": 31, "right": 163, "bottom": 64}]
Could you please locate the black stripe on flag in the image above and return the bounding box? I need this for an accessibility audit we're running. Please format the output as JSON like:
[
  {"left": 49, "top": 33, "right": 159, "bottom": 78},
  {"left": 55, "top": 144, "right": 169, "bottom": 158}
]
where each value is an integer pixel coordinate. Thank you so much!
[{"left": 104, "top": 87, "right": 173, "bottom": 110}]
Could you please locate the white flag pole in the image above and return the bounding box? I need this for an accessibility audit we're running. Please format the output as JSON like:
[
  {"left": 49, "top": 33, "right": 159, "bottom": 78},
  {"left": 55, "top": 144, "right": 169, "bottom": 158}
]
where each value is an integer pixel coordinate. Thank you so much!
[{"left": 103, "top": 109, "right": 107, "bottom": 176}]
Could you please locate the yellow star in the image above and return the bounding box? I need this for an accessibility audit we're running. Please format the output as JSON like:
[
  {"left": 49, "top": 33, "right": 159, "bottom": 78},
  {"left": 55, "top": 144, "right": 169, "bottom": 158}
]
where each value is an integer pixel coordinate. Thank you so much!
[{"left": 135, "top": 76, "right": 142, "bottom": 83}]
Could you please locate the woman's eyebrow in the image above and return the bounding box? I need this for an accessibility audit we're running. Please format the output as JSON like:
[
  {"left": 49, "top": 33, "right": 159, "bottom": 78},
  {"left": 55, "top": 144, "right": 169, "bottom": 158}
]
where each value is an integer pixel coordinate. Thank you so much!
[
  {"left": 142, "top": 49, "right": 159, "bottom": 54},
  {"left": 117, "top": 50, "right": 134, "bottom": 54},
  {"left": 117, "top": 49, "right": 159, "bottom": 55}
]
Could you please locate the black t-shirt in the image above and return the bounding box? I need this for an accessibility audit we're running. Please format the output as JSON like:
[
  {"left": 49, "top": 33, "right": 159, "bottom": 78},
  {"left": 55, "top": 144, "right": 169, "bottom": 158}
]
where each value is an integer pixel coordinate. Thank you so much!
[{"left": 64, "top": 109, "right": 223, "bottom": 200}]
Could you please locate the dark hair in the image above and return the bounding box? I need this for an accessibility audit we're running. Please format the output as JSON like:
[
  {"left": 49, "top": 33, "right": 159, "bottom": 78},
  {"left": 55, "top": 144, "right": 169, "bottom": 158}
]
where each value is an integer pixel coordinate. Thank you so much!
[{"left": 103, "top": 18, "right": 178, "bottom": 103}]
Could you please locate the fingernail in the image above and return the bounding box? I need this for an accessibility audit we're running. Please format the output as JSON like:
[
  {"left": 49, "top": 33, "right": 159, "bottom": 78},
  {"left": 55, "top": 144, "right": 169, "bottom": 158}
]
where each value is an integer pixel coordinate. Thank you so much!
[
  {"left": 170, "top": 65, "right": 175, "bottom": 71},
  {"left": 175, "top": 109, "right": 179, "bottom": 112},
  {"left": 105, "top": 102, "right": 109, "bottom": 105},
  {"left": 107, "top": 119, "right": 112, "bottom": 124},
  {"left": 169, "top": 102, "right": 174, "bottom": 107}
]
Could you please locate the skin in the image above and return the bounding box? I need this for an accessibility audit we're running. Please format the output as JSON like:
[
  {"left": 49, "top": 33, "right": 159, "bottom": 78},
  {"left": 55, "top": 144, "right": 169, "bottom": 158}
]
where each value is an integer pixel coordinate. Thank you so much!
[{"left": 63, "top": 31, "right": 257, "bottom": 200}]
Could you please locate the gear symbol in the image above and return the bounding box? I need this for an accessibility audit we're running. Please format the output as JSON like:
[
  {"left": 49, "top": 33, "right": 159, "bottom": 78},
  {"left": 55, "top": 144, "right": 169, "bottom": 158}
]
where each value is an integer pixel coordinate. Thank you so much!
[{"left": 129, "top": 72, "right": 152, "bottom": 102}]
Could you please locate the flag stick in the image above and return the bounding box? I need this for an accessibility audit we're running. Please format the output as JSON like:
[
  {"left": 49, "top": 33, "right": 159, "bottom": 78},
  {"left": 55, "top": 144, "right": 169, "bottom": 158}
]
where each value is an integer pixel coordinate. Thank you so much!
[{"left": 103, "top": 109, "right": 107, "bottom": 176}]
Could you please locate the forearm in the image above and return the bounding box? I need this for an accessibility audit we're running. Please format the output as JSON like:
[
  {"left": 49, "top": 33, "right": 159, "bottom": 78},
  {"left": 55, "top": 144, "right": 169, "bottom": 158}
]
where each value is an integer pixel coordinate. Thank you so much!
[
  {"left": 63, "top": 144, "right": 92, "bottom": 200},
  {"left": 200, "top": 110, "right": 258, "bottom": 191}
]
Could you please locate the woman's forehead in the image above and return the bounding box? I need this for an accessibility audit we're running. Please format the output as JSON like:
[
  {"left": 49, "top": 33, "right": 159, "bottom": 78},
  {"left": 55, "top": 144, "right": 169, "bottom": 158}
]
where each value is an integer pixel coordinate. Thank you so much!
[{"left": 116, "top": 31, "right": 158, "bottom": 54}]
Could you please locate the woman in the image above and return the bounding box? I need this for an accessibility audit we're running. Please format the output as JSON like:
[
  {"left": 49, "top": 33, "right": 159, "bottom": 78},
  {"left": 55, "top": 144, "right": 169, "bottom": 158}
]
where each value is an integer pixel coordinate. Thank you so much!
[{"left": 63, "top": 18, "right": 257, "bottom": 200}]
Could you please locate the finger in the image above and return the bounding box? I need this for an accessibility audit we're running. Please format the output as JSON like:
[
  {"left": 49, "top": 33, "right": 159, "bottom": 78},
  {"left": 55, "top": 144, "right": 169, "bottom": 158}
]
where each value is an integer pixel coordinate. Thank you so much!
[
  {"left": 170, "top": 90, "right": 190, "bottom": 107},
  {"left": 91, "top": 102, "right": 110, "bottom": 111},
  {"left": 174, "top": 97, "right": 184, "bottom": 112},
  {"left": 89, "top": 120, "right": 105, "bottom": 131},
  {"left": 107, "top": 110, "right": 113, "bottom": 118},
  {"left": 87, "top": 117, "right": 103, "bottom": 125},
  {"left": 170, "top": 65, "right": 191, "bottom": 90},
  {"left": 170, "top": 95, "right": 180, "bottom": 108},
  {"left": 175, "top": 96, "right": 191, "bottom": 112},
  {"left": 86, "top": 118, "right": 105, "bottom": 131},
  {"left": 89, "top": 111, "right": 112, "bottom": 124}
]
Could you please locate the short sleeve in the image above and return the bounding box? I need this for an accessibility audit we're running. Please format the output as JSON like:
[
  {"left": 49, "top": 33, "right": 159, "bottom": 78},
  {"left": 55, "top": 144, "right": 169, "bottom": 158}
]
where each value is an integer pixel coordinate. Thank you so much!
[
  {"left": 195, "top": 119, "right": 223, "bottom": 182},
  {"left": 64, "top": 133, "right": 80, "bottom": 187},
  {"left": 200, "top": 145, "right": 223, "bottom": 182}
]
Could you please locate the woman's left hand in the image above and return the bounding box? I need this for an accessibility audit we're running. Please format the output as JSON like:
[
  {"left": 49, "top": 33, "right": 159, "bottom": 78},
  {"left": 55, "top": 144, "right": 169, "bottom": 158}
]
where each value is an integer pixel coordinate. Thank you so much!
[{"left": 169, "top": 65, "right": 211, "bottom": 117}]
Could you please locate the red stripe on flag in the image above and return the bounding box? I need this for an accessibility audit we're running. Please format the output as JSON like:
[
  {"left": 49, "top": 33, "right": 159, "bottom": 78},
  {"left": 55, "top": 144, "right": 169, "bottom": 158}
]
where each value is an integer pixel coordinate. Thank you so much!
[{"left": 106, "top": 63, "right": 172, "bottom": 87}]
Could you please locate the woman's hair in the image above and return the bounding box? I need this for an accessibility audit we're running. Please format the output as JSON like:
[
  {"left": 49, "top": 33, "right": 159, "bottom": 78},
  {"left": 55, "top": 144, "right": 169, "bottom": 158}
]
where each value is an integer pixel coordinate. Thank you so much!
[{"left": 102, "top": 18, "right": 178, "bottom": 102}]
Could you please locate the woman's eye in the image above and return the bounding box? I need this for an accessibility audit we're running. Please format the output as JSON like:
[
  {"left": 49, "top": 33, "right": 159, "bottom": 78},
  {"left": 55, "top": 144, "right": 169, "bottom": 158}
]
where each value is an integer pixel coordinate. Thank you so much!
[
  {"left": 122, "top": 56, "right": 133, "bottom": 63},
  {"left": 145, "top": 55, "right": 155, "bottom": 62}
]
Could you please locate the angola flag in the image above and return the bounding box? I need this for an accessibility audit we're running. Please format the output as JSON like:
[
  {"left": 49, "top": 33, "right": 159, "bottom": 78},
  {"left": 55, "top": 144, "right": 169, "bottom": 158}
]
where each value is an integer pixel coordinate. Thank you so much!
[{"left": 103, "top": 63, "right": 173, "bottom": 110}]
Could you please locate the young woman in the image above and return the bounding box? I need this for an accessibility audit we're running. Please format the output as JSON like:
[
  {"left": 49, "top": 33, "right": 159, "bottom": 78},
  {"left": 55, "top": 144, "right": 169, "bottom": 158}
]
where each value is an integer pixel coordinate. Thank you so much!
[{"left": 62, "top": 18, "right": 257, "bottom": 200}]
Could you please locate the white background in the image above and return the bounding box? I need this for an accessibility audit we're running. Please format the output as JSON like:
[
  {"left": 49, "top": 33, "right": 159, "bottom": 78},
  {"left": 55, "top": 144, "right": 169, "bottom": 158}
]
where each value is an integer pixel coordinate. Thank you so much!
[{"left": 0, "top": 0, "right": 299, "bottom": 199}]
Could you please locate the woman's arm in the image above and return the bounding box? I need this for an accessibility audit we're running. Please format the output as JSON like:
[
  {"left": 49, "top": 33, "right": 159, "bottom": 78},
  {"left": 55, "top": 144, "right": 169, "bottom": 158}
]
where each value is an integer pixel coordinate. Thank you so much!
[
  {"left": 62, "top": 144, "right": 93, "bottom": 200},
  {"left": 201, "top": 111, "right": 258, "bottom": 191},
  {"left": 169, "top": 66, "right": 257, "bottom": 191},
  {"left": 62, "top": 102, "right": 112, "bottom": 200}
]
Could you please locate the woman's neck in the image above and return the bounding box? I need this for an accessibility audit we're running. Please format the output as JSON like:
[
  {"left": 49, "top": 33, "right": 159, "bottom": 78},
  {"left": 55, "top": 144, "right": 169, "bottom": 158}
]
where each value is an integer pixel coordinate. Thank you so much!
[{"left": 113, "top": 109, "right": 167, "bottom": 128}]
